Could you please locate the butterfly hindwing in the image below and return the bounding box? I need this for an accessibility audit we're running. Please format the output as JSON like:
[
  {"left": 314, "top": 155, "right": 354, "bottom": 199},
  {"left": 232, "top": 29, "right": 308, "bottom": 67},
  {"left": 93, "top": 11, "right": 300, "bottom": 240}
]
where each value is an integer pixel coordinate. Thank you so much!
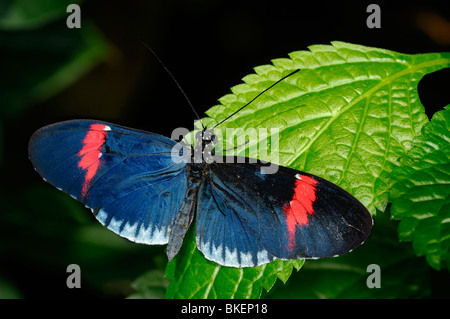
[
  {"left": 195, "top": 156, "right": 372, "bottom": 267},
  {"left": 28, "top": 120, "right": 189, "bottom": 245},
  {"left": 196, "top": 171, "right": 276, "bottom": 267}
]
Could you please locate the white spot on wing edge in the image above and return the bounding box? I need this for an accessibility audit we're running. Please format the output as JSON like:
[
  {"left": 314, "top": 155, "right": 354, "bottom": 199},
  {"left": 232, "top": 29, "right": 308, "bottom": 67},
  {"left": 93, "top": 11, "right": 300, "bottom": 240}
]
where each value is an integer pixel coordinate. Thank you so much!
[
  {"left": 196, "top": 236, "right": 274, "bottom": 268},
  {"left": 239, "top": 251, "right": 253, "bottom": 266},
  {"left": 94, "top": 209, "right": 168, "bottom": 245},
  {"left": 256, "top": 249, "right": 271, "bottom": 264},
  {"left": 123, "top": 220, "right": 138, "bottom": 237},
  {"left": 96, "top": 208, "right": 107, "bottom": 221},
  {"left": 295, "top": 173, "right": 302, "bottom": 180},
  {"left": 103, "top": 125, "right": 111, "bottom": 131}
]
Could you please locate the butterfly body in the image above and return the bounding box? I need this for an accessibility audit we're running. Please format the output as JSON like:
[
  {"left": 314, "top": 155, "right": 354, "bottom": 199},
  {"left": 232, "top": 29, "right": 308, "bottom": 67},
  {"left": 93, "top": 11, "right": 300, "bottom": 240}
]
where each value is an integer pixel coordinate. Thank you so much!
[{"left": 166, "top": 161, "right": 203, "bottom": 261}]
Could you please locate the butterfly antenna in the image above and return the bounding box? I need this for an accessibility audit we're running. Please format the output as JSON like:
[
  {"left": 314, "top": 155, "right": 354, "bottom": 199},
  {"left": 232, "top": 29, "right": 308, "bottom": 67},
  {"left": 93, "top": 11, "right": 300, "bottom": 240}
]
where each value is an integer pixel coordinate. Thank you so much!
[
  {"left": 212, "top": 69, "right": 300, "bottom": 129},
  {"left": 139, "top": 38, "right": 205, "bottom": 130}
]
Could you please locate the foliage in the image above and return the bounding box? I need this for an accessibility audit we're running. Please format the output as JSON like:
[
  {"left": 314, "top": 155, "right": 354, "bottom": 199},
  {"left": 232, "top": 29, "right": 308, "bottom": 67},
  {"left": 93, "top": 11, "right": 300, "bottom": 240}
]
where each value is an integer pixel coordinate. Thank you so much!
[{"left": 390, "top": 106, "right": 450, "bottom": 270}]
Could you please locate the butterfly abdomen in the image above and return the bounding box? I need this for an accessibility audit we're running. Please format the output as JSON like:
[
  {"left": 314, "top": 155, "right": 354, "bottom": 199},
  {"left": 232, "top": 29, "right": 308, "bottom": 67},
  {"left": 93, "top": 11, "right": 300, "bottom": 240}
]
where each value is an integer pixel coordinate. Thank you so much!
[{"left": 166, "top": 165, "right": 203, "bottom": 261}]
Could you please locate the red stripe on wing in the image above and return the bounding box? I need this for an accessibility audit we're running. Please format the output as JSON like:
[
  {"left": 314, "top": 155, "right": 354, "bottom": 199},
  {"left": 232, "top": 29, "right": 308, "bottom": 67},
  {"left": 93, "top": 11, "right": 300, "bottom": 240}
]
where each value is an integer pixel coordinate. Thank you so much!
[
  {"left": 78, "top": 124, "right": 110, "bottom": 197},
  {"left": 283, "top": 175, "right": 318, "bottom": 250}
]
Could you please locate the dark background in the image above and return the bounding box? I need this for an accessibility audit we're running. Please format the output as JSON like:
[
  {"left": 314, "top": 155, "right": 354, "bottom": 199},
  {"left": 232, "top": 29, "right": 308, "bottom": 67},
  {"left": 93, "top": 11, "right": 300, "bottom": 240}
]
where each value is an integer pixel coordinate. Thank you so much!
[{"left": 1, "top": 0, "right": 449, "bottom": 298}]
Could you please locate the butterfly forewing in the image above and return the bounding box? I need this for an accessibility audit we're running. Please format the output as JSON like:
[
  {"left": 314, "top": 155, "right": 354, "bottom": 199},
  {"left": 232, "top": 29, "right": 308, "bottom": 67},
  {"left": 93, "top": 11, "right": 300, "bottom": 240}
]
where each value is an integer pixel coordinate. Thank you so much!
[{"left": 28, "top": 120, "right": 189, "bottom": 245}]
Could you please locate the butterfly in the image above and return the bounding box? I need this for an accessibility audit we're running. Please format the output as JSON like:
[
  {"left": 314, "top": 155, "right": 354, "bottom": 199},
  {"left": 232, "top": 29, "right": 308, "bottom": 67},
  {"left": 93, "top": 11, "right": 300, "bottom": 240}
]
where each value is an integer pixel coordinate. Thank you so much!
[{"left": 28, "top": 71, "right": 372, "bottom": 268}]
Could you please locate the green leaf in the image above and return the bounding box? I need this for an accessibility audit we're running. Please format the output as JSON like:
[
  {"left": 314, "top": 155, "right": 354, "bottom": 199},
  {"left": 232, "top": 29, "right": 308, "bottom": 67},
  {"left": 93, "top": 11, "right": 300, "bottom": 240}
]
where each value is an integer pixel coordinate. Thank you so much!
[
  {"left": 208, "top": 42, "right": 450, "bottom": 214},
  {"left": 165, "top": 42, "right": 450, "bottom": 299},
  {"left": 390, "top": 106, "right": 450, "bottom": 270},
  {"left": 0, "top": 0, "right": 82, "bottom": 30}
]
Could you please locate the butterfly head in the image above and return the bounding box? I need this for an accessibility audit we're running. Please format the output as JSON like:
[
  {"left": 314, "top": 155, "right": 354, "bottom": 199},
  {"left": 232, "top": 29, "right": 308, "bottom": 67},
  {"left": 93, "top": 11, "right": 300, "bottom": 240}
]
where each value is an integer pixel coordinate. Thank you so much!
[
  {"left": 192, "top": 129, "right": 217, "bottom": 164},
  {"left": 194, "top": 129, "right": 216, "bottom": 146},
  {"left": 202, "top": 129, "right": 216, "bottom": 143}
]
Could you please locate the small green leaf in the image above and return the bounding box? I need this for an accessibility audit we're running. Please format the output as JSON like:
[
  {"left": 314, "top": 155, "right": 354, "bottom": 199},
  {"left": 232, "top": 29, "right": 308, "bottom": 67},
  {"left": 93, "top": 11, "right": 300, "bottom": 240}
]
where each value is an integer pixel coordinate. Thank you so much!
[
  {"left": 165, "top": 42, "right": 450, "bottom": 299},
  {"left": 390, "top": 106, "right": 450, "bottom": 270}
]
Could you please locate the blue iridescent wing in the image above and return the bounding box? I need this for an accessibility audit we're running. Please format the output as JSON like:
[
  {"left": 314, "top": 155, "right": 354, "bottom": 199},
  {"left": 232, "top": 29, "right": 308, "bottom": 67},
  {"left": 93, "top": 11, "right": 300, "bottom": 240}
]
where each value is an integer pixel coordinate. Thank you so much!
[
  {"left": 195, "top": 173, "right": 276, "bottom": 267},
  {"left": 196, "top": 157, "right": 372, "bottom": 267},
  {"left": 29, "top": 120, "right": 188, "bottom": 245}
]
